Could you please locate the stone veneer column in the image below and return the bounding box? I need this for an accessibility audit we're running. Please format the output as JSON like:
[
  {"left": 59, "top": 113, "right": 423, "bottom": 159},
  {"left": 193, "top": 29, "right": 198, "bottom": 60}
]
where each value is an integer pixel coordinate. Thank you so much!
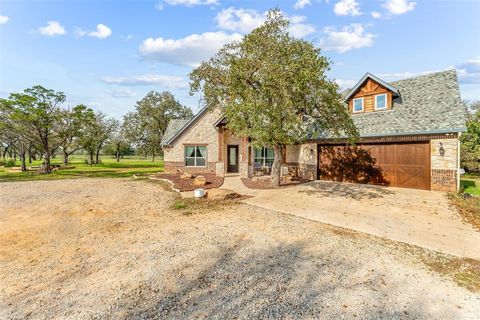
[
  {"left": 430, "top": 138, "right": 458, "bottom": 191},
  {"left": 216, "top": 128, "right": 225, "bottom": 177},
  {"left": 239, "top": 137, "right": 249, "bottom": 178}
]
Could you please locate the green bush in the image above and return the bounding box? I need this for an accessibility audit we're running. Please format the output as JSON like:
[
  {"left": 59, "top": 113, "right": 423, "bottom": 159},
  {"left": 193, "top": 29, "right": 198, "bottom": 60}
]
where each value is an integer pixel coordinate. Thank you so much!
[{"left": 1, "top": 159, "right": 16, "bottom": 167}]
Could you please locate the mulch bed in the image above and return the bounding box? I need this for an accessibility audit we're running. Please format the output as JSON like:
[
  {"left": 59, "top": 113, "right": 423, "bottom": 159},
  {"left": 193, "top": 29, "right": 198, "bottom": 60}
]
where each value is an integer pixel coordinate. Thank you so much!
[
  {"left": 241, "top": 177, "right": 309, "bottom": 189},
  {"left": 153, "top": 173, "right": 224, "bottom": 192}
]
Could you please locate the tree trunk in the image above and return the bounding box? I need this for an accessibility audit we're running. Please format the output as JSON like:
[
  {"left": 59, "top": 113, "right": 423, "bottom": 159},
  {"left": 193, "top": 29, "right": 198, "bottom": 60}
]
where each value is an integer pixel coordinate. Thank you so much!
[
  {"left": 270, "top": 145, "right": 283, "bottom": 187},
  {"left": 42, "top": 152, "right": 52, "bottom": 174},
  {"left": 89, "top": 152, "right": 94, "bottom": 166},
  {"left": 152, "top": 146, "right": 155, "bottom": 162},
  {"left": 2, "top": 145, "right": 8, "bottom": 159},
  {"left": 20, "top": 151, "right": 27, "bottom": 172},
  {"left": 116, "top": 147, "right": 120, "bottom": 162},
  {"left": 63, "top": 150, "right": 69, "bottom": 165},
  {"left": 95, "top": 148, "right": 101, "bottom": 164},
  {"left": 28, "top": 150, "right": 32, "bottom": 164}
]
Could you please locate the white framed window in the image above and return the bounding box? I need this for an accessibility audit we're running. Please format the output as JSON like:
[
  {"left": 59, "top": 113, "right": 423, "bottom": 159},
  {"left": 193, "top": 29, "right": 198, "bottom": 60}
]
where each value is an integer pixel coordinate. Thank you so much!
[
  {"left": 254, "top": 147, "right": 274, "bottom": 168},
  {"left": 353, "top": 98, "right": 364, "bottom": 113},
  {"left": 184, "top": 145, "right": 207, "bottom": 167},
  {"left": 375, "top": 94, "right": 387, "bottom": 110}
]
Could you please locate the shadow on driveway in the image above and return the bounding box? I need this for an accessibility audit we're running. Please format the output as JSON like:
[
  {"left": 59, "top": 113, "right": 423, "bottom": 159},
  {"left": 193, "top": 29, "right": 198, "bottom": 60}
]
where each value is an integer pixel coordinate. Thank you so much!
[
  {"left": 122, "top": 241, "right": 436, "bottom": 319},
  {"left": 299, "top": 181, "right": 395, "bottom": 200}
]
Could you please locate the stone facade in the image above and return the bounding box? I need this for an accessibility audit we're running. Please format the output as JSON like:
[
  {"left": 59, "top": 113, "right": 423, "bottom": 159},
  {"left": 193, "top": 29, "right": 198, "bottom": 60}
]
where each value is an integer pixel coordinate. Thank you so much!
[
  {"left": 164, "top": 107, "right": 461, "bottom": 191},
  {"left": 284, "top": 143, "right": 317, "bottom": 180},
  {"left": 164, "top": 161, "right": 216, "bottom": 174},
  {"left": 163, "top": 108, "right": 222, "bottom": 173},
  {"left": 430, "top": 138, "right": 459, "bottom": 191}
]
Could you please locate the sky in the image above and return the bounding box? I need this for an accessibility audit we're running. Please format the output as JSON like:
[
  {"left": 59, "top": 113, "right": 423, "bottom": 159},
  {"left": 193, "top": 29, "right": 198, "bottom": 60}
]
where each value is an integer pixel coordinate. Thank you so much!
[{"left": 1, "top": 0, "right": 479, "bottom": 119}]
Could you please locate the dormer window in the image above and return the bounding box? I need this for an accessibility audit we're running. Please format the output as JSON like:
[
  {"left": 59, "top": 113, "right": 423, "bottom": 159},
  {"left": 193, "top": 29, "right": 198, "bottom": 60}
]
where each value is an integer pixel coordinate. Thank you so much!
[
  {"left": 345, "top": 73, "right": 399, "bottom": 114},
  {"left": 375, "top": 94, "right": 387, "bottom": 110},
  {"left": 353, "top": 98, "right": 364, "bottom": 113}
]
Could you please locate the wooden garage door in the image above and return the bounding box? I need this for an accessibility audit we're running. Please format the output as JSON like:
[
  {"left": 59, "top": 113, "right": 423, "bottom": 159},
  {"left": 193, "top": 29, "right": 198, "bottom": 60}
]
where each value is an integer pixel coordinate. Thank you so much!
[{"left": 318, "top": 143, "right": 430, "bottom": 190}]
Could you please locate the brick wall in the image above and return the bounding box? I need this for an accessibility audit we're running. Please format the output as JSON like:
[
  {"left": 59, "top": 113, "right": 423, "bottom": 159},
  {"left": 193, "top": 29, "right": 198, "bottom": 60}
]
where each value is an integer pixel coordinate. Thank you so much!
[{"left": 431, "top": 169, "right": 457, "bottom": 192}]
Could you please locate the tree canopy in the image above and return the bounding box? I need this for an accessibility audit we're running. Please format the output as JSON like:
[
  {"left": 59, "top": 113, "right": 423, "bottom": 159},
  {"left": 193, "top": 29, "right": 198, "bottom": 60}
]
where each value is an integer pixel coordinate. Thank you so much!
[
  {"left": 190, "top": 9, "right": 357, "bottom": 186},
  {"left": 461, "top": 100, "right": 480, "bottom": 173},
  {"left": 123, "top": 90, "right": 193, "bottom": 161}
]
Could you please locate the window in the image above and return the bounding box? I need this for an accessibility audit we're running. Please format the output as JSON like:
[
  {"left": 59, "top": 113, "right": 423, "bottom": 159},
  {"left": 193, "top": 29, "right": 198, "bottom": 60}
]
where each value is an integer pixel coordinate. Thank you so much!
[
  {"left": 185, "top": 145, "right": 206, "bottom": 167},
  {"left": 353, "top": 98, "right": 364, "bottom": 112},
  {"left": 254, "top": 147, "right": 274, "bottom": 168},
  {"left": 375, "top": 94, "right": 387, "bottom": 110}
]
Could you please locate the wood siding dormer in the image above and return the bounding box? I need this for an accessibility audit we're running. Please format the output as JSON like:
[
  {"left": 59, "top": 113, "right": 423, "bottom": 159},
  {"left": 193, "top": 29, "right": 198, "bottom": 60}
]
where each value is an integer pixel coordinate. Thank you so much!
[{"left": 348, "top": 79, "right": 393, "bottom": 113}]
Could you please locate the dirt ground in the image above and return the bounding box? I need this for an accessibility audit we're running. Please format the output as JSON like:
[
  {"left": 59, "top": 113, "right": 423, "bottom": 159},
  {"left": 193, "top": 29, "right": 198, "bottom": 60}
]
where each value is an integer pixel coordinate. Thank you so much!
[{"left": 0, "top": 178, "right": 479, "bottom": 319}]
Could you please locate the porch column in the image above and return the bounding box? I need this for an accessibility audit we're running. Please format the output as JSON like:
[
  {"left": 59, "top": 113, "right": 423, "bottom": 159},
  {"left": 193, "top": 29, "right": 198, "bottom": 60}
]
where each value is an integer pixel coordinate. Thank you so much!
[
  {"left": 215, "top": 128, "right": 225, "bottom": 177},
  {"left": 218, "top": 128, "right": 224, "bottom": 161}
]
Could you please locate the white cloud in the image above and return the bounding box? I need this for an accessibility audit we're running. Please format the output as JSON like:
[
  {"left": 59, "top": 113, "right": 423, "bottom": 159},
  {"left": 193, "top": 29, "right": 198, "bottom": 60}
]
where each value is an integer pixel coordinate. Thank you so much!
[
  {"left": 121, "top": 34, "right": 133, "bottom": 41},
  {"left": 215, "top": 7, "right": 264, "bottom": 33},
  {"left": 139, "top": 31, "right": 243, "bottom": 67},
  {"left": 371, "top": 12, "right": 382, "bottom": 19},
  {"left": 294, "top": 0, "right": 311, "bottom": 10},
  {"left": 88, "top": 24, "right": 112, "bottom": 39},
  {"left": 456, "top": 57, "right": 480, "bottom": 84},
  {"left": 109, "top": 89, "right": 137, "bottom": 98},
  {"left": 102, "top": 74, "right": 189, "bottom": 88},
  {"left": 382, "top": 0, "right": 416, "bottom": 15},
  {"left": 334, "top": 0, "right": 362, "bottom": 16},
  {"left": 74, "top": 27, "right": 87, "bottom": 37},
  {"left": 288, "top": 15, "right": 316, "bottom": 38},
  {"left": 0, "top": 15, "right": 9, "bottom": 24},
  {"left": 320, "top": 24, "right": 375, "bottom": 53},
  {"left": 38, "top": 21, "right": 66, "bottom": 36},
  {"left": 335, "top": 78, "right": 357, "bottom": 89},
  {"left": 163, "top": 0, "right": 218, "bottom": 6},
  {"left": 377, "top": 70, "right": 436, "bottom": 80},
  {"left": 215, "top": 7, "right": 315, "bottom": 38},
  {"left": 155, "top": 2, "right": 164, "bottom": 10}
]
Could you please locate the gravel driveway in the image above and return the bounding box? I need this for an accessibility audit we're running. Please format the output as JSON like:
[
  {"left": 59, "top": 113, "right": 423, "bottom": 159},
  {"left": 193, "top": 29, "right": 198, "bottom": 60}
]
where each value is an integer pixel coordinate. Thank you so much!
[{"left": 0, "top": 178, "right": 479, "bottom": 319}]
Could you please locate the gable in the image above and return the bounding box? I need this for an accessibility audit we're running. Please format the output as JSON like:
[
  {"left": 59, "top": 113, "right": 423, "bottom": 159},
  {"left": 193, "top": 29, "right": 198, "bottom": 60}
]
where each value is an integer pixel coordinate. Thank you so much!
[
  {"left": 311, "top": 69, "right": 467, "bottom": 139},
  {"left": 348, "top": 79, "right": 393, "bottom": 113},
  {"left": 161, "top": 107, "right": 223, "bottom": 147}
]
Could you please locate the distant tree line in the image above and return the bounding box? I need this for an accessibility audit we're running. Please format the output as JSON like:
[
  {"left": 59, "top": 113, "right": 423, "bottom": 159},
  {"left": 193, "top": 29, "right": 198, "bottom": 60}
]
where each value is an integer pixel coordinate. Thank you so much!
[
  {"left": 461, "top": 100, "right": 480, "bottom": 173},
  {"left": 0, "top": 85, "right": 192, "bottom": 173}
]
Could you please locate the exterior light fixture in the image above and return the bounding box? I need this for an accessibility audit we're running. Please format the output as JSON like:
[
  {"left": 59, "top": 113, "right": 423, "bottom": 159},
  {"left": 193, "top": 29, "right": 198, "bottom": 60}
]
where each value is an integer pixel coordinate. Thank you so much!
[{"left": 439, "top": 142, "right": 445, "bottom": 157}]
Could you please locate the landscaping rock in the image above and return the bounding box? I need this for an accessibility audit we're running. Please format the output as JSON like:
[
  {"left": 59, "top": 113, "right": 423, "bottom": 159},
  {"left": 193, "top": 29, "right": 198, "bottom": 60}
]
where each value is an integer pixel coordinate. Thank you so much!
[
  {"left": 180, "top": 172, "right": 193, "bottom": 179},
  {"left": 206, "top": 188, "right": 241, "bottom": 200},
  {"left": 193, "top": 175, "right": 207, "bottom": 186}
]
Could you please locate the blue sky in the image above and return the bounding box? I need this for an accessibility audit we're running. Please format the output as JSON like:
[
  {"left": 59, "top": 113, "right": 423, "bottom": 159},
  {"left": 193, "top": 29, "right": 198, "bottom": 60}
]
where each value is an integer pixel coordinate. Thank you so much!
[{"left": 1, "top": 0, "right": 479, "bottom": 118}]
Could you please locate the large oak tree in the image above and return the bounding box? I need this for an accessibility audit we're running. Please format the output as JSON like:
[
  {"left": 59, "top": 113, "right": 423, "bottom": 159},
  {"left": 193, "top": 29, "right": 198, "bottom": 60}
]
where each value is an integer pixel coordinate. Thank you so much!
[
  {"left": 123, "top": 91, "right": 193, "bottom": 161},
  {"left": 190, "top": 10, "right": 357, "bottom": 186}
]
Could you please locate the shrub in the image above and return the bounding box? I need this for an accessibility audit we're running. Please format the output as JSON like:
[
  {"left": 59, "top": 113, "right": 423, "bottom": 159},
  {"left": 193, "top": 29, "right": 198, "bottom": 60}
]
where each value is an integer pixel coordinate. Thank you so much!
[
  {"left": 172, "top": 200, "right": 187, "bottom": 210},
  {"left": 1, "top": 159, "right": 16, "bottom": 167}
]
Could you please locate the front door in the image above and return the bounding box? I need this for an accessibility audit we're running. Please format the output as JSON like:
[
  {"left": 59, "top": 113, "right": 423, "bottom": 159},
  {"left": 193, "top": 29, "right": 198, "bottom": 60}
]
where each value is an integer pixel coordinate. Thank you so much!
[{"left": 227, "top": 145, "right": 239, "bottom": 173}]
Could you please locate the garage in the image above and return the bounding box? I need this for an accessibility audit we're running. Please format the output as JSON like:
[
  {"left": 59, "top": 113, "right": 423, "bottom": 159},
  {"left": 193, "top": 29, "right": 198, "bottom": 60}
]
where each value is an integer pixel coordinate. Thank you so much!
[{"left": 318, "top": 142, "right": 431, "bottom": 190}]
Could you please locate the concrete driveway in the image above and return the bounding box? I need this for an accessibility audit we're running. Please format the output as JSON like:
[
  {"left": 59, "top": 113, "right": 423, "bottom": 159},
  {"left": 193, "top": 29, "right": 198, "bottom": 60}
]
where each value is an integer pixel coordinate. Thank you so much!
[{"left": 229, "top": 179, "right": 480, "bottom": 259}]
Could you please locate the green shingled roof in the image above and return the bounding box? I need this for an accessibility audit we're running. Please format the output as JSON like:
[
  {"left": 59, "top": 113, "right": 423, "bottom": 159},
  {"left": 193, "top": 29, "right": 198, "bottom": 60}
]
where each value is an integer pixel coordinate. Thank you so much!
[
  {"left": 161, "top": 70, "right": 467, "bottom": 147},
  {"left": 313, "top": 69, "right": 467, "bottom": 139},
  {"left": 161, "top": 119, "right": 191, "bottom": 146}
]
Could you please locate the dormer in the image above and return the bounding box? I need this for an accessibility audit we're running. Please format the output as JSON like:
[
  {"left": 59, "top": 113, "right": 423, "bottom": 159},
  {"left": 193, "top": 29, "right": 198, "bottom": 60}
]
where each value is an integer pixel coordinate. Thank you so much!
[{"left": 345, "top": 73, "right": 400, "bottom": 114}]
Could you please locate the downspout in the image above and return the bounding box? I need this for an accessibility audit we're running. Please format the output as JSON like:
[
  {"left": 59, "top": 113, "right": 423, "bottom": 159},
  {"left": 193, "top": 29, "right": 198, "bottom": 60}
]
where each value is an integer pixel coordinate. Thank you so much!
[{"left": 457, "top": 132, "right": 461, "bottom": 191}]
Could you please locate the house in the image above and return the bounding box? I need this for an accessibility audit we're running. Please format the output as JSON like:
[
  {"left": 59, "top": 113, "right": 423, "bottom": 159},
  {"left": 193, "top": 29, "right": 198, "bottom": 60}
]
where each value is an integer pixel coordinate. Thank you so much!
[{"left": 161, "top": 70, "right": 466, "bottom": 191}]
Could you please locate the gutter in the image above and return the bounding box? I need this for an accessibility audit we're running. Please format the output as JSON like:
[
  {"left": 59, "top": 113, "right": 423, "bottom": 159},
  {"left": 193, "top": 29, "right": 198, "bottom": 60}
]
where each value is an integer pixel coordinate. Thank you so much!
[{"left": 308, "top": 128, "right": 467, "bottom": 143}]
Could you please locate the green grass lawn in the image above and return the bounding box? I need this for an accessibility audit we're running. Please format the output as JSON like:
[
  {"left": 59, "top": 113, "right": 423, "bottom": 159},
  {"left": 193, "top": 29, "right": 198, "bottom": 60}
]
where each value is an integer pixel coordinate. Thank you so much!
[
  {"left": 461, "top": 174, "right": 480, "bottom": 196},
  {"left": 0, "top": 155, "right": 164, "bottom": 182}
]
